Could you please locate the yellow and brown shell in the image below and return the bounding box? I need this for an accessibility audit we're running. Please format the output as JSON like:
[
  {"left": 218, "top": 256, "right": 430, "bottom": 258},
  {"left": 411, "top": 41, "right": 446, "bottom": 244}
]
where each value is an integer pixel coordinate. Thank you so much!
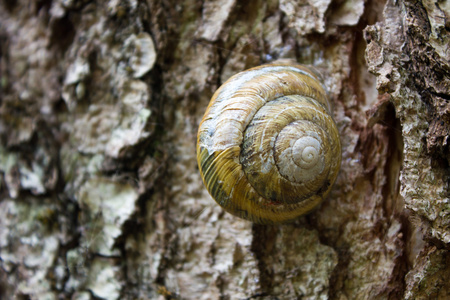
[{"left": 197, "top": 61, "right": 341, "bottom": 224}]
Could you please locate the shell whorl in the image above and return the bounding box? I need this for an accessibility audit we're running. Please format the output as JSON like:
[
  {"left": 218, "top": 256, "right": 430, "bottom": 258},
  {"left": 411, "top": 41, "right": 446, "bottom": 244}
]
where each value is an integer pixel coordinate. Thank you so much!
[{"left": 197, "top": 61, "right": 341, "bottom": 224}]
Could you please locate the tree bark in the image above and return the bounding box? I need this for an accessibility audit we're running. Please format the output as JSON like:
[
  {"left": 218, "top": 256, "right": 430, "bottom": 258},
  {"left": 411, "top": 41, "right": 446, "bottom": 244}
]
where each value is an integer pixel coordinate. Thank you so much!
[{"left": 0, "top": 0, "right": 448, "bottom": 299}]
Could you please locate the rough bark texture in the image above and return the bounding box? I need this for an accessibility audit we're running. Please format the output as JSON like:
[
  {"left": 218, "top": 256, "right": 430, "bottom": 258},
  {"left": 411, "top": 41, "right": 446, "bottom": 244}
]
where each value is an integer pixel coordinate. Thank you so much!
[{"left": 0, "top": 0, "right": 448, "bottom": 299}]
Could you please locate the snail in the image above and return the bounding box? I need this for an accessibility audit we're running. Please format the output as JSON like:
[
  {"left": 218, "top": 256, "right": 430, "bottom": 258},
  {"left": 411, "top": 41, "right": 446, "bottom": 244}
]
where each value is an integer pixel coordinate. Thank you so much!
[{"left": 196, "top": 60, "right": 341, "bottom": 224}]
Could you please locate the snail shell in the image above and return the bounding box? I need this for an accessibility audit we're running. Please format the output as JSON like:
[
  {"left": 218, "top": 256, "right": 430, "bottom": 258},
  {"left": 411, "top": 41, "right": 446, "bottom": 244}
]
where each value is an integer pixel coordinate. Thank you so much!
[{"left": 197, "top": 61, "right": 341, "bottom": 224}]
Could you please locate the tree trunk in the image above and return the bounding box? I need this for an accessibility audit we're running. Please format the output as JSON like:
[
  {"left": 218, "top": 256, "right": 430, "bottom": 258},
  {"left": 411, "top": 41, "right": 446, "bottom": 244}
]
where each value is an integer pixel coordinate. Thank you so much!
[{"left": 0, "top": 0, "right": 448, "bottom": 299}]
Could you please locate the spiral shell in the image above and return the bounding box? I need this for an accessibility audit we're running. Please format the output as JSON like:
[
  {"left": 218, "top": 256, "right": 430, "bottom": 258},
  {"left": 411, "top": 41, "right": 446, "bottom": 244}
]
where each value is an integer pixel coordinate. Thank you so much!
[{"left": 197, "top": 61, "right": 341, "bottom": 224}]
